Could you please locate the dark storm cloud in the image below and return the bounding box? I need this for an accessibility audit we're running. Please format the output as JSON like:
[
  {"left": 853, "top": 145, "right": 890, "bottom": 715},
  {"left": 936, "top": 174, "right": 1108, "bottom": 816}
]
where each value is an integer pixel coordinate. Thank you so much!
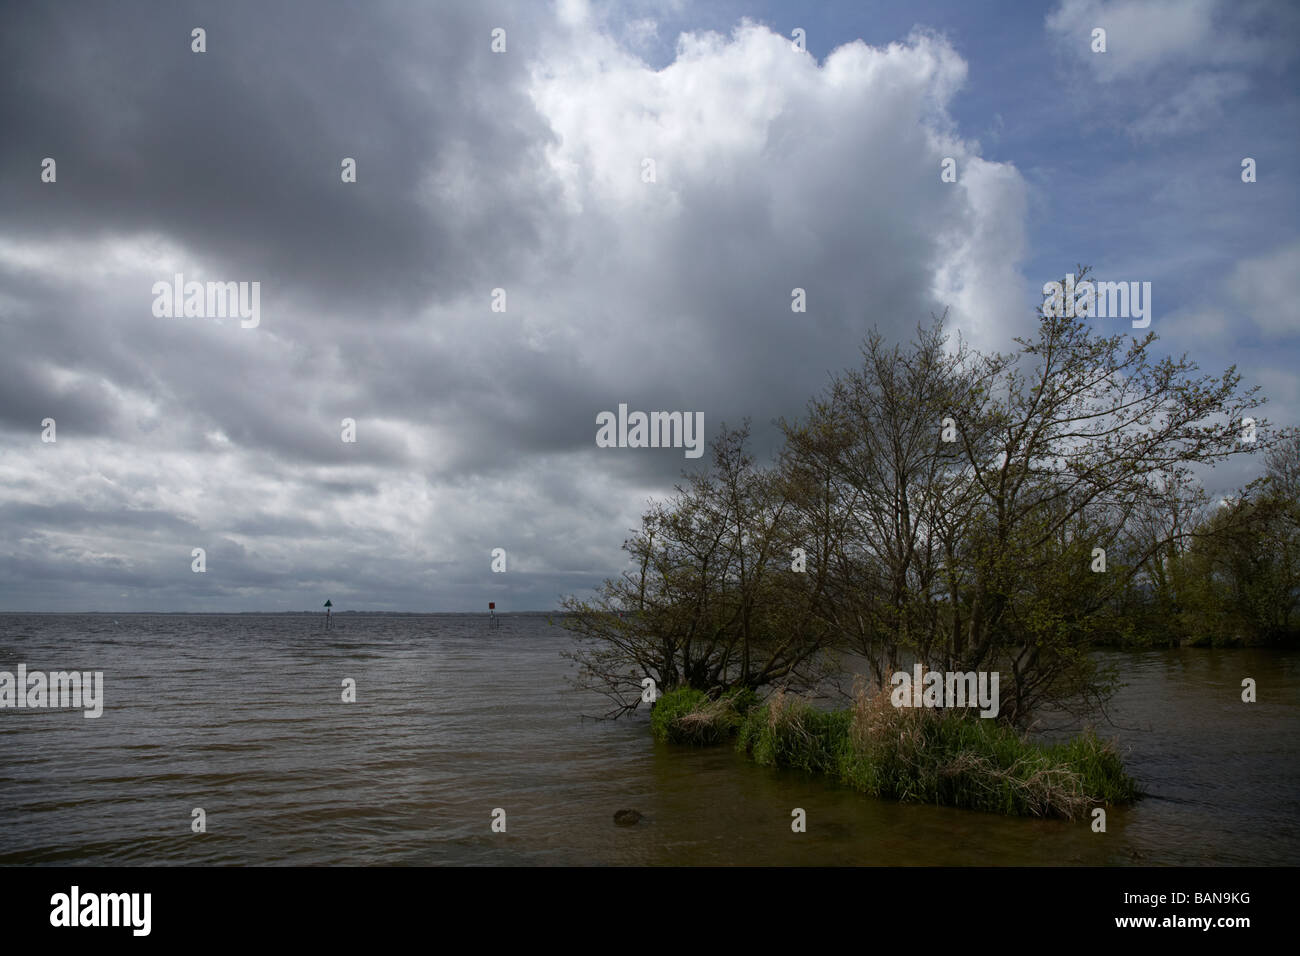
[{"left": 0, "top": 0, "right": 559, "bottom": 316}]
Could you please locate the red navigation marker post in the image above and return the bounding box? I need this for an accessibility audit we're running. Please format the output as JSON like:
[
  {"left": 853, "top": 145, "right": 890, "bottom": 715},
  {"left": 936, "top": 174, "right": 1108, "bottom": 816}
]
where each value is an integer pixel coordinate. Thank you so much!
[{"left": 489, "top": 602, "right": 499, "bottom": 628}]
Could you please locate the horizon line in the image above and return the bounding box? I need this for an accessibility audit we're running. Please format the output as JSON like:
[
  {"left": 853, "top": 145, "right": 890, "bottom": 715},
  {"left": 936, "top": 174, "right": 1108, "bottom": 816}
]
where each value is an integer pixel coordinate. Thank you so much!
[{"left": 0, "top": 608, "right": 569, "bottom": 615}]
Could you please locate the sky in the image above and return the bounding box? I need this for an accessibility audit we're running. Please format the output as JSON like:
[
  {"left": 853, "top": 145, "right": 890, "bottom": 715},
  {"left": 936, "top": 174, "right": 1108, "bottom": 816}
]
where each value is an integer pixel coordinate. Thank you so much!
[{"left": 0, "top": 0, "right": 1297, "bottom": 612}]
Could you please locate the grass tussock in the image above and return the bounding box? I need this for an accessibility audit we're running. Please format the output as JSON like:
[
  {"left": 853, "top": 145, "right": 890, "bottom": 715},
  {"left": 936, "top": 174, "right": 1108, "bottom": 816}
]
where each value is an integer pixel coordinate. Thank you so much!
[
  {"left": 729, "top": 678, "right": 1138, "bottom": 820},
  {"left": 735, "top": 688, "right": 849, "bottom": 775},
  {"left": 650, "top": 687, "right": 759, "bottom": 745}
]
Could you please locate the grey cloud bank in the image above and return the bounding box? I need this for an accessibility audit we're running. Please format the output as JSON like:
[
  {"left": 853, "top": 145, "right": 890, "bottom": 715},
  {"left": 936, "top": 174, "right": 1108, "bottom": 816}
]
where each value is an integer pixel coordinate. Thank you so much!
[{"left": 1, "top": 2, "right": 1038, "bottom": 610}]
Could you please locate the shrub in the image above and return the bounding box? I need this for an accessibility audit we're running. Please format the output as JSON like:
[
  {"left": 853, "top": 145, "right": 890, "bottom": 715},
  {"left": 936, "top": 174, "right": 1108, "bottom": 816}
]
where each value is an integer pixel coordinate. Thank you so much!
[
  {"left": 736, "top": 689, "right": 850, "bottom": 775},
  {"left": 734, "top": 679, "right": 1139, "bottom": 819},
  {"left": 836, "top": 679, "right": 1138, "bottom": 818}
]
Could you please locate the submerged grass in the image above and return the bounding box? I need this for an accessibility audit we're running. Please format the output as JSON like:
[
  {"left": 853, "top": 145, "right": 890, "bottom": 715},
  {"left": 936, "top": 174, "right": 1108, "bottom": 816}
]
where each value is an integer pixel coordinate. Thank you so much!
[{"left": 663, "top": 680, "right": 1138, "bottom": 819}]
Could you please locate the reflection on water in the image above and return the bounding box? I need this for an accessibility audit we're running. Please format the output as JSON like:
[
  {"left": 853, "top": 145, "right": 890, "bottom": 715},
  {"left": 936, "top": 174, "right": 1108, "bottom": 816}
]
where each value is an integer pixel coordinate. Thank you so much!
[{"left": 0, "top": 615, "right": 1295, "bottom": 865}]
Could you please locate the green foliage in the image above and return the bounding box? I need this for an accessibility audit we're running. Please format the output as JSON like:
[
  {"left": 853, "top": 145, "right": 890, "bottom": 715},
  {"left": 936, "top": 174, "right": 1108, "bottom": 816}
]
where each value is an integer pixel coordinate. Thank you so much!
[
  {"left": 1100, "top": 435, "right": 1300, "bottom": 649},
  {"left": 659, "top": 683, "right": 1139, "bottom": 817},
  {"left": 1051, "top": 730, "right": 1141, "bottom": 805},
  {"left": 725, "top": 687, "right": 761, "bottom": 717},
  {"left": 650, "top": 687, "right": 759, "bottom": 745},
  {"left": 739, "top": 687, "right": 1138, "bottom": 819},
  {"left": 1107, "top": 481, "right": 1300, "bottom": 648},
  {"left": 736, "top": 693, "right": 851, "bottom": 775},
  {"left": 650, "top": 688, "right": 709, "bottom": 743}
]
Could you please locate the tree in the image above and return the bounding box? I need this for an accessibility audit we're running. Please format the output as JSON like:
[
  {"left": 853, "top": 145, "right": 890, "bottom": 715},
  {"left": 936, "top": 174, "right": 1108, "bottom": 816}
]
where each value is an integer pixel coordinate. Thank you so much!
[
  {"left": 778, "top": 317, "right": 990, "bottom": 686},
  {"left": 560, "top": 422, "right": 839, "bottom": 717},
  {"left": 1172, "top": 438, "right": 1300, "bottom": 645},
  {"left": 1105, "top": 474, "right": 1210, "bottom": 646},
  {"left": 564, "top": 271, "right": 1276, "bottom": 724},
  {"left": 780, "top": 272, "right": 1267, "bottom": 724}
]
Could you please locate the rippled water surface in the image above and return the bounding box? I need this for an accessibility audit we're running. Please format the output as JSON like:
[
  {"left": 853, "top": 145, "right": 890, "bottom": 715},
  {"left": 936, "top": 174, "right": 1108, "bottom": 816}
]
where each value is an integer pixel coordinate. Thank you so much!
[{"left": 0, "top": 614, "right": 1296, "bottom": 865}]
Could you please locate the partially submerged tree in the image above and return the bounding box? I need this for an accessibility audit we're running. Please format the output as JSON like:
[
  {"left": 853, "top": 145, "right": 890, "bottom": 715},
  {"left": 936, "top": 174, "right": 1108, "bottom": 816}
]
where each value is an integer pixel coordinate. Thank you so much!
[
  {"left": 931, "top": 275, "right": 1268, "bottom": 722},
  {"left": 561, "top": 422, "right": 839, "bottom": 717},
  {"left": 563, "top": 271, "right": 1277, "bottom": 723},
  {"left": 777, "top": 317, "right": 991, "bottom": 687}
]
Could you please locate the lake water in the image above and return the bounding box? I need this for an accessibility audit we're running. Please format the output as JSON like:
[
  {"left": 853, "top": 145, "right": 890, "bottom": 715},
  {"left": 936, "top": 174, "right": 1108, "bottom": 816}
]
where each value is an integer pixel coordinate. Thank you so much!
[{"left": 0, "top": 613, "right": 1296, "bottom": 865}]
